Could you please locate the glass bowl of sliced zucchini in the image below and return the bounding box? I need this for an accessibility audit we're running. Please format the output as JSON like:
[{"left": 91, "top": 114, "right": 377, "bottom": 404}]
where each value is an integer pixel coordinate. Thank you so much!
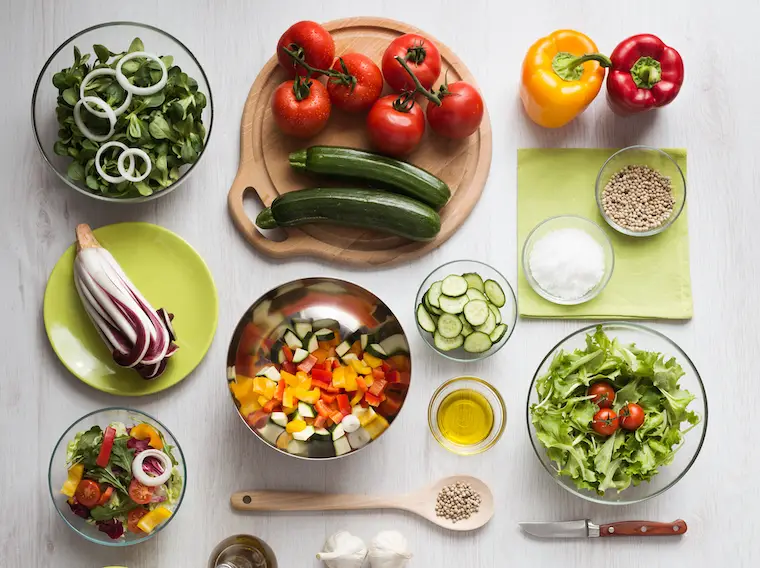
[
  {"left": 415, "top": 260, "right": 517, "bottom": 362},
  {"left": 226, "top": 277, "right": 411, "bottom": 460}
]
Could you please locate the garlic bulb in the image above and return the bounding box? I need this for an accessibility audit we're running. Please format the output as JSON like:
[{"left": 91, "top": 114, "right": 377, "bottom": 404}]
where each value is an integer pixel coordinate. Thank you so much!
[
  {"left": 368, "top": 531, "right": 413, "bottom": 568},
  {"left": 316, "top": 531, "right": 367, "bottom": 568}
]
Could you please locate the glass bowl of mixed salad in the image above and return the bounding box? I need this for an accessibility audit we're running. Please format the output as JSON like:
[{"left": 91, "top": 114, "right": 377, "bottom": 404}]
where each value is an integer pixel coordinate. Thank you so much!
[
  {"left": 527, "top": 323, "right": 707, "bottom": 505},
  {"left": 32, "top": 22, "right": 213, "bottom": 202},
  {"left": 227, "top": 277, "right": 411, "bottom": 460},
  {"left": 48, "top": 407, "right": 185, "bottom": 545}
]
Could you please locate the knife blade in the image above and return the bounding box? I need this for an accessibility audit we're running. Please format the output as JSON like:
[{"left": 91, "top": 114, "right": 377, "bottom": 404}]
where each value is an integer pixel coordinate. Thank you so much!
[{"left": 519, "top": 519, "right": 687, "bottom": 538}]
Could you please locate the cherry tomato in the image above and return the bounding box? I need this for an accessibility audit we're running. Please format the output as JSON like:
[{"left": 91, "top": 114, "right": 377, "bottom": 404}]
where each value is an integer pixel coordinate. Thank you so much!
[
  {"left": 96, "top": 486, "right": 114, "bottom": 506},
  {"left": 619, "top": 402, "right": 645, "bottom": 431},
  {"left": 128, "top": 479, "right": 155, "bottom": 505},
  {"left": 592, "top": 408, "right": 619, "bottom": 436},
  {"left": 127, "top": 507, "right": 148, "bottom": 534},
  {"left": 271, "top": 77, "right": 331, "bottom": 138},
  {"left": 366, "top": 94, "right": 425, "bottom": 156},
  {"left": 382, "top": 34, "right": 441, "bottom": 92},
  {"left": 276, "top": 21, "right": 335, "bottom": 77},
  {"left": 327, "top": 54, "right": 383, "bottom": 113},
  {"left": 587, "top": 381, "right": 616, "bottom": 409},
  {"left": 74, "top": 479, "right": 101, "bottom": 508},
  {"left": 426, "top": 82, "right": 484, "bottom": 139}
]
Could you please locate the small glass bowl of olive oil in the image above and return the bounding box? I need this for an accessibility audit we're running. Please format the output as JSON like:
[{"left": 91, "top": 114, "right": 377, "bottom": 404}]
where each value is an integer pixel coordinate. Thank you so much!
[{"left": 428, "top": 377, "right": 506, "bottom": 455}]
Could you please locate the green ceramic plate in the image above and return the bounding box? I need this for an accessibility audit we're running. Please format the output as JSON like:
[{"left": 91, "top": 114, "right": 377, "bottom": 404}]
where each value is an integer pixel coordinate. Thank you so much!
[{"left": 44, "top": 222, "right": 218, "bottom": 395}]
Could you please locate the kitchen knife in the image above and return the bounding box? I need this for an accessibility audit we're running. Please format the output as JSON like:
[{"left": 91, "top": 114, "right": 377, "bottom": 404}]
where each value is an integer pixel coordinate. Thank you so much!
[{"left": 519, "top": 519, "right": 687, "bottom": 538}]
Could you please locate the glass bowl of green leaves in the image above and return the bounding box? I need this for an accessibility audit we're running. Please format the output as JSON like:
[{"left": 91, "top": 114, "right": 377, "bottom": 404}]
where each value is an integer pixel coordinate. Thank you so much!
[
  {"left": 48, "top": 407, "right": 186, "bottom": 546},
  {"left": 527, "top": 323, "right": 707, "bottom": 505},
  {"left": 32, "top": 22, "right": 213, "bottom": 202}
]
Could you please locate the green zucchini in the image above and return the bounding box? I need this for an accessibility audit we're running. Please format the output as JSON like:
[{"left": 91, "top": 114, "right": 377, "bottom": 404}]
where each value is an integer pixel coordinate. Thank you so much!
[
  {"left": 289, "top": 146, "right": 451, "bottom": 210},
  {"left": 256, "top": 188, "right": 441, "bottom": 242}
]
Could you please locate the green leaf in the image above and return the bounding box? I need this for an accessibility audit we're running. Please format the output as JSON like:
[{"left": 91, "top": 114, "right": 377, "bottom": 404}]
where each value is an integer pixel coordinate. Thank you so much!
[
  {"left": 148, "top": 114, "right": 175, "bottom": 140},
  {"left": 67, "top": 161, "right": 85, "bottom": 181},
  {"left": 62, "top": 88, "right": 78, "bottom": 106},
  {"left": 94, "top": 44, "right": 111, "bottom": 63},
  {"left": 52, "top": 72, "right": 69, "bottom": 90},
  {"left": 180, "top": 138, "right": 198, "bottom": 163},
  {"left": 141, "top": 92, "right": 165, "bottom": 109},
  {"left": 90, "top": 498, "right": 138, "bottom": 521},
  {"left": 128, "top": 37, "right": 144, "bottom": 53},
  {"left": 160, "top": 55, "right": 174, "bottom": 68},
  {"left": 168, "top": 100, "right": 185, "bottom": 122},
  {"left": 73, "top": 46, "right": 82, "bottom": 65},
  {"left": 134, "top": 181, "right": 153, "bottom": 196},
  {"left": 127, "top": 115, "right": 143, "bottom": 140},
  {"left": 53, "top": 141, "right": 68, "bottom": 156},
  {"left": 85, "top": 175, "right": 100, "bottom": 191},
  {"left": 121, "top": 59, "right": 140, "bottom": 75}
]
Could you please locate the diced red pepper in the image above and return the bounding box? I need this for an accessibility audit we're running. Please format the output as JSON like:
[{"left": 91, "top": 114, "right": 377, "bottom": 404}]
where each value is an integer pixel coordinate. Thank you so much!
[
  {"left": 332, "top": 359, "right": 342, "bottom": 370},
  {"left": 360, "top": 399, "right": 369, "bottom": 408},
  {"left": 311, "top": 378, "right": 331, "bottom": 390},
  {"left": 379, "top": 392, "right": 404, "bottom": 416},
  {"left": 371, "top": 367, "right": 385, "bottom": 381},
  {"left": 313, "top": 362, "right": 327, "bottom": 371},
  {"left": 330, "top": 411, "right": 345, "bottom": 424},
  {"left": 274, "top": 380, "right": 286, "bottom": 401},
  {"left": 368, "top": 378, "right": 387, "bottom": 397},
  {"left": 314, "top": 415, "right": 327, "bottom": 429},
  {"left": 364, "top": 392, "right": 383, "bottom": 407},
  {"left": 337, "top": 394, "right": 351, "bottom": 415},
  {"left": 320, "top": 392, "right": 337, "bottom": 404},
  {"left": 282, "top": 345, "right": 294, "bottom": 362},
  {"left": 386, "top": 369, "right": 400, "bottom": 383},
  {"left": 262, "top": 399, "right": 280, "bottom": 413},
  {"left": 381, "top": 361, "right": 392, "bottom": 373},
  {"left": 356, "top": 376, "right": 368, "bottom": 392},
  {"left": 315, "top": 399, "right": 332, "bottom": 418},
  {"left": 246, "top": 410, "right": 270, "bottom": 429},
  {"left": 297, "top": 354, "right": 318, "bottom": 373},
  {"left": 311, "top": 368, "right": 333, "bottom": 383},
  {"left": 97, "top": 486, "right": 114, "bottom": 506},
  {"left": 282, "top": 361, "right": 297, "bottom": 374},
  {"left": 96, "top": 426, "right": 116, "bottom": 467}
]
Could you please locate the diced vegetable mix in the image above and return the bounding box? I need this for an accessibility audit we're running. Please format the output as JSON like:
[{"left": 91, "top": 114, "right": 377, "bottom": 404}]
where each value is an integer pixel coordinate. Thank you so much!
[{"left": 229, "top": 318, "right": 410, "bottom": 457}]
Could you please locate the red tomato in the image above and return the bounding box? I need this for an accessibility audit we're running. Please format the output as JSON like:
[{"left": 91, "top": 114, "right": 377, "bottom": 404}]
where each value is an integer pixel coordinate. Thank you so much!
[
  {"left": 592, "top": 408, "right": 619, "bottom": 436},
  {"left": 382, "top": 33, "right": 442, "bottom": 92},
  {"left": 128, "top": 479, "right": 155, "bottom": 505},
  {"left": 276, "top": 21, "right": 335, "bottom": 77},
  {"left": 587, "top": 381, "right": 616, "bottom": 409},
  {"left": 366, "top": 94, "right": 425, "bottom": 156},
  {"left": 271, "top": 77, "right": 331, "bottom": 138},
  {"left": 427, "top": 82, "right": 484, "bottom": 139},
  {"left": 96, "top": 486, "right": 114, "bottom": 506},
  {"left": 95, "top": 426, "right": 116, "bottom": 467},
  {"left": 74, "top": 479, "right": 101, "bottom": 508},
  {"left": 127, "top": 507, "right": 148, "bottom": 534},
  {"left": 619, "top": 403, "right": 645, "bottom": 431},
  {"left": 327, "top": 54, "right": 383, "bottom": 113}
]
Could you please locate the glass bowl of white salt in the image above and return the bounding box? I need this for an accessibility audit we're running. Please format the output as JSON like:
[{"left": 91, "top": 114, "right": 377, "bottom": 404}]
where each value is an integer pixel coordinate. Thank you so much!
[{"left": 522, "top": 215, "right": 614, "bottom": 305}]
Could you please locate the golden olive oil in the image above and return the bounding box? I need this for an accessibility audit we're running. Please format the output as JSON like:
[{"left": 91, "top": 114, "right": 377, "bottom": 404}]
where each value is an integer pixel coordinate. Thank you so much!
[{"left": 437, "top": 388, "right": 494, "bottom": 445}]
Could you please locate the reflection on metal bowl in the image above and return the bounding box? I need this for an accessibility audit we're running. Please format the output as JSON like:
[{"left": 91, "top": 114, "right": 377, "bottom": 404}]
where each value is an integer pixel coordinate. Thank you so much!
[{"left": 226, "top": 278, "right": 412, "bottom": 460}]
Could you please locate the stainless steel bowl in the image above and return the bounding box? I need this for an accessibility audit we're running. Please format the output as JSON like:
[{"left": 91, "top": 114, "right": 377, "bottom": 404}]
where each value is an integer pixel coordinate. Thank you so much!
[{"left": 226, "top": 278, "right": 412, "bottom": 460}]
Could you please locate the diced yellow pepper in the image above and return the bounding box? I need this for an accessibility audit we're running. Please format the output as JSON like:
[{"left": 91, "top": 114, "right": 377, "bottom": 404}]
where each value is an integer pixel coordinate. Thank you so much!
[
  {"left": 295, "top": 387, "right": 321, "bottom": 404},
  {"left": 332, "top": 366, "right": 346, "bottom": 388},
  {"left": 137, "top": 506, "right": 172, "bottom": 533},
  {"left": 282, "top": 406, "right": 296, "bottom": 415},
  {"left": 296, "top": 371, "right": 309, "bottom": 382},
  {"left": 61, "top": 463, "right": 84, "bottom": 497},
  {"left": 283, "top": 387, "right": 296, "bottom": 408},
  {"left": 258, "top": 395, "right": 269, "bottom": 407},
  {"left": 362, "top": 353, "right": 383, "bottom": 368},
  {"left": 252, "top": 377, "right": 270, "bottom": 395},
  {"left": 281, "top": 371, "right": 299, "bottom": 387},
  {"left": 350, "top": 391, "right": 363, "bottom": 406},
  {"left": 350, "top": 359, "right": 372, "bottom": 375},
  {"left": 230, "top": 377, "right": 254, "bottom": 402},
  {"left": 364, "top": 415, "right": 389, "bottom": 439},
  {"left": 264, "top": 380, "right": 276, "bottom": 400},
  {"left": 344, "top": 365, "right": 358, "bottom": 391},
  {"left": 286, "top": 419, "right": 307, "bottom": 433},
  {"left": 364, "top": 375, "right": 374, "bottom": 387},
  {"left": 240, "top": 398, "right": 262, "bottom": 418},
  {"left": 296, "top": 373, "right": 311, "bottom": 390},
  {"left": 352, "top": 405, "right": 377, "bottom": 427}
]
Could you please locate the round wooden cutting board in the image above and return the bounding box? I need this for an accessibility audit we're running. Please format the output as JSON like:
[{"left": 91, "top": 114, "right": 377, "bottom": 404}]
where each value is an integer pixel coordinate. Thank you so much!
[{"left": 228, "top": 17, "right": 492, "bottom": 267}]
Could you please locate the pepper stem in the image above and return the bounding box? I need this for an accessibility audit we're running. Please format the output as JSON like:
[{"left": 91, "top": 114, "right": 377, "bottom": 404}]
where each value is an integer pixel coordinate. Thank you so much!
[
  {"left": 551, "top": 52, "right": 612, "bottom": 82},
  {"left": 630, "top": 56, "right": 662, "bottom": 89},
  {"left": 394, "top": 56, "right": 442, "bottom": 106}
]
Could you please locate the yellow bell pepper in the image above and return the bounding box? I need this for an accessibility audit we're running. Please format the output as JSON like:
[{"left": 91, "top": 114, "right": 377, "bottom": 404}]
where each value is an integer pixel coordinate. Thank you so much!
[
  {"left": 344, "top": 365, "right": 358, "bottom": 392},
  {"left": 229, "top": 377, "right": 254, "bottom": 402},
  {"left": 286, "top": 419, "right": 307, "bottom": 433},
  {"left": 364, "top": 375, "right": 374, "bottom": 387},
  {"left": 352, "top": 405, "right": 377, "bottom": 427},
  {"left": 283, "top": 387, "right": 296, "bottom": 408},
  {"left": 520, "top": 30, "right": 610, "bottom": 128},
  {"left": 294, "top": 387, "right": 320, "bottom": 404},
  {"left": 349, "top": 359, "right": 372, "bottom": 375},
  {"left": 240, "top": 398, "right": 262, "bottom": 418},
  {"left": 364, "top": 415, "right": 389, "bottom": 439},
  {"left": 362, "top": 353, "right": 383, "bottom": 368},
  {"left": 350, "top": 391, "right": 363, "bottom": 406},
  {"left": 253, "top": 377, "right": 275, "bottom": 395},
  {"left": 263, "top": 380, "right": 276, "bottom": 400},
  {"left": 61, "top": 463, "right": 84, "bottom": 497},
  {"left": 130, "top": 423, "right": 164, "bottom": 449},
  {"left": 258, "top": 395, "right": 269, "bottom": 407},
  {"left": 137, "top": 506, "right": 172, "bottom": 533},
  {"left": 296, "top": 372, "right": 311, "bottom": 390},
  {"left": 281, "top": 371, "right": 299, "bottom": 387},
  {"left": 332, "top": 366, "right": 346, "bottom": 388},
  {"left": 282, "top": 406, "right": 296, "bottom": 415},
  {"left": 296, "top": 371, "right": 309, "bottom": 383}
]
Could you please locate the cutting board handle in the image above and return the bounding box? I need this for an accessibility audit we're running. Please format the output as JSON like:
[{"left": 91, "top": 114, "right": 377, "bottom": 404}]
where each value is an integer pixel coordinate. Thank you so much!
[{"left": 599, "top": 519, "right": 687, "bottom": 537}]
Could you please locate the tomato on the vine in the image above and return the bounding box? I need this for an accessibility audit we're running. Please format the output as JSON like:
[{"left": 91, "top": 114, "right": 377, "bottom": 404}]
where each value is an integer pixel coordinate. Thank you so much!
[
  {"left": 592, "top": 408, "right": 619, "bottom": 436},
  {"left": 366, "top": 94, "right": 425, "bottom": 156},
  {"left": 128, "top": 479, "right": 154, "bottom": 505},
  {"left": 619, "top": 402, "right": 645, "bottom": 431},
  {"left": 426, "top": 81, "right": 484, "bottom": 139},
  {"left": 271, "top": 76, "right": 331, "bottom": 138},
  {"left": 587, "top": 381, "right": 616, "bottom": 409},
  {"left": 74, "top": 479, "right": 101, "bottom": 508},
  {"left": 382, "top": 33, "right": 441, "bottom": 92},
  {"left": 276, "top": 21, "right": 335, "bottom": 77},
  {"left": 327, "top": 54, "right": 384, "bottom": 113},
  {"left": 127, "top": 507, "right": 148, "bottom": 534}
]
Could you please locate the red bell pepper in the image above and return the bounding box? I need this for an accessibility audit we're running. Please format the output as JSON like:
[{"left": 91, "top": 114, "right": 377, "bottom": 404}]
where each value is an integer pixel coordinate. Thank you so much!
[
  {"left": 246, "top": 410, "right": 270, "bottom": 429},
  {"left": 385, "top": 369, "right": 400, "bottom": 383},
  {"left": 330, "top": 410, "right": 345, "bottom": 424},
  {"left": 315, "top": 399, "right": 332, "bottom": 418},
  {"left": 355, "top": 376, "right": 368, "bottom": 392},
  {"left": 311, "top": 368, "right": 333, "bottom": 383},
  {"left": 606, "top": 34, "right": 684, "bottom": 115},
  {"left": 371, "top": 367, "right": 385, "bottom": 382},
  {"left": 97, "top": 486, "right": 114, "bottom": 506},
  {"left": 96, "top": 426, "right": 116, "bottom": 467},
  {"left": 381, "top": 361, "right": 392, "bottom": 373},
  {"left": 336, "top": 394, "right": 351, "bottom": 416},
  {"left": 320, "top": 392, "right": 337, "bottom": 404},
  {"left": 368, "top": 378, "right": 387, "bottom": 397},
  {"left": 364, "top": 392, "right": 385, "bottom": 407},
  {"left": 282, "top": 361, "right": 297, "bottom": 374},
  {"left": 262, "top": 399, "right": 280, "bottom": 413},
  {"left": 274, "top": 379, "right": 286, "bottom": 401},
  {"left": 282, "top": 345, "right": 294, "bottom": 362},
  {"left": 297, "top": 354, "right": 318, "bottom": 373},
  {"left": 314, "top": 415, "right": 327, "bottom": 429}
]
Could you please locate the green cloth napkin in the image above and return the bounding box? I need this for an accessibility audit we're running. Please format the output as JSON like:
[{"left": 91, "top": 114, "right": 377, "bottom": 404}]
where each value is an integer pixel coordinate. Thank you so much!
[{"left": 517, "top": 148, "right": 692, "bottom": 319}]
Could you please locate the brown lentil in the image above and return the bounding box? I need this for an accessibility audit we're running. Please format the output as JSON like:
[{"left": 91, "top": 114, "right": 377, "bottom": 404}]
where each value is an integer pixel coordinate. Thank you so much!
[
  {"left": 435, "top": 481, "right": 481, "bottom": 523},
  {"left": 601, "top": 164, "right": 675, "bottom": 232}
]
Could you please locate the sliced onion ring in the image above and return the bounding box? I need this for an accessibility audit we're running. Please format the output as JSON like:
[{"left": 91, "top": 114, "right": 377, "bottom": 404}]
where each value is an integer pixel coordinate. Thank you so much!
[
  {"left": 115, "top": 51, "right": 168, "bottom": 96},
  {"left": 131, "top": 449, "right": 172, "bottom": 487},
  {"left": 79, "top": 68, "right": 133, "bottom": 118},
  {"left": 95, "top": 141, "right": 135, "bottom": 184},
  {"left": 118, "top": 148, "right": 152, "bottom": 183},
  {"left": 73, "top": 97, "right": 116, "bottom": 142}
]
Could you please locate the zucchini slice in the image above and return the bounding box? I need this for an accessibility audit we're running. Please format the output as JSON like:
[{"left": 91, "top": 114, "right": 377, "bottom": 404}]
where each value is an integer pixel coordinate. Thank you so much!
[
  {"left": 437, "top": 313, "right": 463, "bottom": 339},
  {"left": 298, "top": 402, "right": 315, "bottom": 418},
  {"left": 463, "top": 331, "right": 493, "bottom": 353},
  {"left": 488, "top": 303, "right": 502, "bottom": 324},
  {"left": 424, "top": 293, "right": 443, "bottom": 315},
  {"left": 439, "top": 294, "right": 469, "bottom": 315},
  {"left": 462, "top": 272, "right": 485, "bottom": 291},
  {"left": 466, "top": 288, "right": 487, "bottom": 301},
  {"left": 416, "top": 304, "right": 437, "bottom": 333},
  {"left": 379, "top": 334, "right": 408, "bottom": 355},
  {"left": 312, "top": 318, "right": 340, "bottom": 330},
  {"left": 434, "top": 332, "right": 464, "bottom": 351},
  {"left": 270, "top": 412, "right": 288, "bottom": 427},
  {"left": 365, "top": 343, "right": 388, "bottom": 359},
  {"left": 335, "top": 341, "right": 351, "bottom": 357},
  {"left": 427, "top": 281, "right": 443, "bottom": 308},
  {"left": 293, "top": 320, "right": 313, "bottom": 339},
  {"left": 490, "top": 324, "right": 508, "bottom": 343},
  {"left": 463, "top": 299, "right": 489, "bottom": 326},
  {"left": 484, "top": 279, "right": 506, "bottom": 307},
  {"left": 283, "top": 330, "right": 303, "bottom": 349},
  {"left": 257, "top": 422, "right": 285, "bottom": 445},
  {"left": 441, "top": 274, "right": 468, "bottom": 297},
  {"left": 314, "top": 328, "right": 336, "bottom": 340},
  {"left": 305, "top": 334, "right": 319, "bottom": 353},
  {"left": 360, "top": 334, "right": 370, "bottom": 351},
  {"left": 475, "top": 310, "right": 497, "bottom": 335}
]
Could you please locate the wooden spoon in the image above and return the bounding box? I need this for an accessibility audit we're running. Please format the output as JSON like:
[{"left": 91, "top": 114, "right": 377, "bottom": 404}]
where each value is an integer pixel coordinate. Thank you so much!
[{"left": 231, "top": 475, "right": 493, "bottom": 532}]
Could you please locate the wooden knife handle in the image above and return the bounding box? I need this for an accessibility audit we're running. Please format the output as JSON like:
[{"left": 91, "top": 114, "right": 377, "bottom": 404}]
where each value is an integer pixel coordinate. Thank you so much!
[{"left": 599, "top": 519, "right": 687, "bottom": 537}]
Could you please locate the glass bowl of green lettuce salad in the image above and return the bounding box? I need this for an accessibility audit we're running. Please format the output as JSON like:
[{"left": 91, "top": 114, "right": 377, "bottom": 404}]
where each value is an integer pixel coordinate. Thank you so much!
[
  {"left": 48, "top": 407, "right": 185, "bottom": 546},
  {"left": 527, "top": 323, "right": 706, "bottom": 505}
]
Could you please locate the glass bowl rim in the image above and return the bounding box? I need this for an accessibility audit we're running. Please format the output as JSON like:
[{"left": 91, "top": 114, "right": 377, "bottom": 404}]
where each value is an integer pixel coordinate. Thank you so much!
[
  {"left": 521, "top": 214, "right": 615, "bottom": 306},
  {"left": 47, "top": 405, "right": 187, "bottom": 546},
  {"left": 594, "top": 145, "right": 687, "bottom": 237},
  {"left": 525, "top": 321, "right": 709, "bottom": 505},
  {"left": 226, "top": 276, "right": 413, "bottom": 461},
  {"left": 31, "top": 20, "right": 215, "bottom": 203},
  {"left": 427, "top": 376, "right": 507, "bottom": 455},
  {"left": 414, "top": 259, "right": 518, "bottom": 362}
]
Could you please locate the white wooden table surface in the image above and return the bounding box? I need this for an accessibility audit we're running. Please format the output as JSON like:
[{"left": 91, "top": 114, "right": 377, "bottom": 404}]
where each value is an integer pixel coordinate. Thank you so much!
[{"left": 2, "top": 0, "right": 755, "bottom": 566}]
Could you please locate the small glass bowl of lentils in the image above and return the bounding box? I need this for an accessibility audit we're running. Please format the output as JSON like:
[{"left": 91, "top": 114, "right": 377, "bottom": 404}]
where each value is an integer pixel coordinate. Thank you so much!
[{"left": 595, "top": 146, "right": 686, "bottom": 237}]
